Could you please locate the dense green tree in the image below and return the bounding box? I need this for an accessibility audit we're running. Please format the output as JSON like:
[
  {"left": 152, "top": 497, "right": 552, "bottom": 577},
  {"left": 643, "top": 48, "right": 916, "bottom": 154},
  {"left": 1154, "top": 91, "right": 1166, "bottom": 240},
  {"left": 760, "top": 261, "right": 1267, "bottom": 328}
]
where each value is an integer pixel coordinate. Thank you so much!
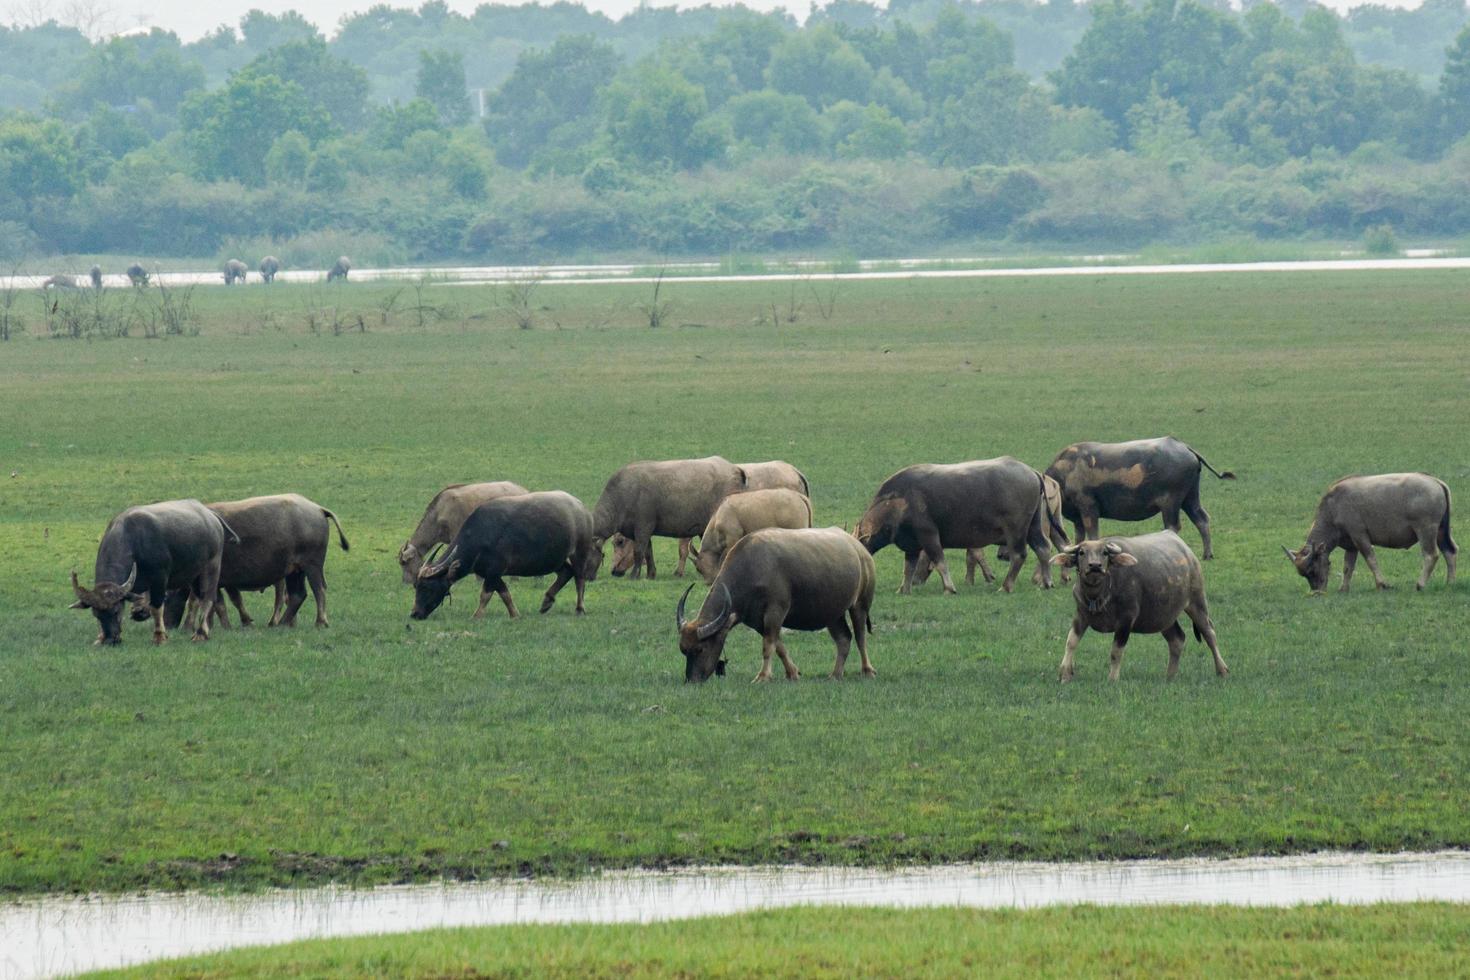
[
  {"left": 766, "top": 26, "right": 874, "bottom": 109},
  {"left": 180, "top": 73, "right": 331, "bottom": 184},
  {"left": 921, "top": 67, "right": 1049, "bottom": 164},
  {"left": 241, "top": 38, "right": 370, "bottom": 131},
  {"left": 264, "top": 130, "right": 311, "bottom": 186},
  {"left": 441, "top": 141, "right": 492, "bottom": 198},
  {"left": 54, "top": 33, "right": 206, "bottom": 118},
  {"left": 604, "top": 64, "right": 726, "bottom": 169},
  {"left": 485, "top": 35, "right": 621, "bottom": 168},
  {"left": 1442, "top": 26, "right": 1470, "bottom": 144},
  {"left": 697, "top": 11, "right": 790, "bottom": 92},
  {"left": 723, "top": 90, "right": 825, "bottom": 154},
  {"left": 306, "top": 142, "right": 349, "bottom": 193},
  {"left": 0, "top": 116, "right": 80, "bottom": 211},
  {"left": 416, "top": 49, "right": 471, "bottom": 125},
  {"left": 838, "top": 103, "right": 908, "bottom": 158},
  {"left": 369, "top": 99, "right": 445, "bottom": 150}
]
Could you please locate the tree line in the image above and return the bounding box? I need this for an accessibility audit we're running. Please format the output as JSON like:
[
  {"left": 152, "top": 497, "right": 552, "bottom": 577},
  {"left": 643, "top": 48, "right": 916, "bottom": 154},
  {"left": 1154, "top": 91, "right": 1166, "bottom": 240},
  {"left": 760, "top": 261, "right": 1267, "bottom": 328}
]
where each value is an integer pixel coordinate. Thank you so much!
[{"left": 2, "top": 0, "right": 1469, "bottom": 264}]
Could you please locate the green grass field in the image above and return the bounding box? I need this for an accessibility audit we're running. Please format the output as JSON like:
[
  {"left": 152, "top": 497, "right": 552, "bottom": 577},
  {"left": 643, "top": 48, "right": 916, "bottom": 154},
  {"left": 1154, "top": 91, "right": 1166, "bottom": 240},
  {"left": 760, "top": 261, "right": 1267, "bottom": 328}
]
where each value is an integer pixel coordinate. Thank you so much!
[
  {"left": 88, "top": 905, "right": 1470, "bottom": 978},
  {"left": 2, "top": 270, "right": 1467, "bottom": 895}
]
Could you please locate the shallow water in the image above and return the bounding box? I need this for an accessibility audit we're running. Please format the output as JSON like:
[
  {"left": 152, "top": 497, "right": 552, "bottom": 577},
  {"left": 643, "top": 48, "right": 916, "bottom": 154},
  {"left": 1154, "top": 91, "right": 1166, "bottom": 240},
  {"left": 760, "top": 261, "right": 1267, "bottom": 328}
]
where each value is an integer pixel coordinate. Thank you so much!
[{"left": 3, "top": 851, "right": 1469, "bottom": 979}]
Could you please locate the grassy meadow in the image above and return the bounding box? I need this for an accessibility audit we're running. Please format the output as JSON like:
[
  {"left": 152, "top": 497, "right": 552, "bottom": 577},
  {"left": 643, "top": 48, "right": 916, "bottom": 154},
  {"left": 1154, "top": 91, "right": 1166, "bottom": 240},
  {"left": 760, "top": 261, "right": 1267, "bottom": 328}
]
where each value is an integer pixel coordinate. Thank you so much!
[
  {"left": 89, "top": 904, "right": 1470, "bottom": 978},
  {"left": 2, "top": 269, "right": 1468, "bottom": 895}
]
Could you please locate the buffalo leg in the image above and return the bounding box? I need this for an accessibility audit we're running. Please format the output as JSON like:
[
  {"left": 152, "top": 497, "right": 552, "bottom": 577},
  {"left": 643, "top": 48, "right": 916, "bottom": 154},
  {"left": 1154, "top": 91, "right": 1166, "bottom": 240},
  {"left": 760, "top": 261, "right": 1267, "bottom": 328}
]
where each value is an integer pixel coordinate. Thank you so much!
[
  {"left": 305, "top": 566, "right": 329, "bottom": 627},
  {"left": 1107, "top": 627, "right": 1131, "bottom": 682},
  {"left": 899, "top": 551, "right": 919, "bottom": 595},
  {"left": 919, "top": 532, "right": 956, "bottom": 594},
  {"left": 268, "top": 579, "right": 287, "bottom": 626},
  {"left": 472, "top": 581, "right": 495, "bottom": 620},
  {"left": 999, "top": 540, "right": 1027, "bottom": 593},
  {"left": 631, "top": 530, "right": 655, "bottom": 581},
  {"left": 969, "top": 549, "right": 995, "bottom": 585},
  {"left": 495, "top": 579, "right": 519, "bottom": 618},
  {"left": 754, "top": 633, "right": 777, "bottom": 683},
  {"left": 190, "top": 574, "right": 218, "bottom": 642},
  {"left": 152, "top": 604, "right": 168, "bottom": 645},
  {"left": 773, "top": 636, "right": 800, "bottom": 680},
  {"left": 1186, "top": 603, "right": 1229, "bottom": 676},
  {"left": 675, "top": 538, "right": 690, "bottom": 578},
  {"left": 212, "top": 593, "right": 234, "bottom": 630},
  {"left": 1059, "top": 618, "right": 1086, "bottom": 682},
  {"left": 573, "top": 572, "right": 586, "bottom": 613},
  {"left": 828, "top": 618, "right": 853, "bottom": 679},
  {"left": 541, "top": 566, "right": 574, "bottom": 613},
  {"left": 1340, "top": 549, "right": 1358, "bottom": 592},
  {"left": 850, "top": 606, "right": 875, "bottom": 677},
  {"left": 1415, "top": 528, "right": 1441, "bottom": 591},
  {"left": 1026, "top": 517, "right": 1054, "bottom": 590},
  {"left": 1182, "top": 489, "right": 1215, "bottom": 560},
  {"left": 1162, "top": 621, "right": 1187, "bottom": 680},
  {"left": 1353, "top": 536, "right": 1391, "bottom": 589},
  {"left": 278, "top": 572, "right": 309, "bottom": 626}
]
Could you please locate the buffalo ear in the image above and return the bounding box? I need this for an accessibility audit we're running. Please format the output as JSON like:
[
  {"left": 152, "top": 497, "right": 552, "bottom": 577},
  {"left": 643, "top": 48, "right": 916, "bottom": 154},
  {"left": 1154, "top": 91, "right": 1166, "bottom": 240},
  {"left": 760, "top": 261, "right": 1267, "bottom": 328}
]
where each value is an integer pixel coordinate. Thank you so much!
[
  {"left": 724, "top": 611, "right": 739, "bottom": 629},
  {"left": 1312, "top": 541, "right": 1330, "bottom": 556},
  {"left": 447, "top": 560, "right": 462, "bottom": 579},
  {"left": 1051, "top": 551, "right": 1077, "bottom": 568},
  {"left": 1109, "top": 552, "right": 1138, "bottom": 567}
]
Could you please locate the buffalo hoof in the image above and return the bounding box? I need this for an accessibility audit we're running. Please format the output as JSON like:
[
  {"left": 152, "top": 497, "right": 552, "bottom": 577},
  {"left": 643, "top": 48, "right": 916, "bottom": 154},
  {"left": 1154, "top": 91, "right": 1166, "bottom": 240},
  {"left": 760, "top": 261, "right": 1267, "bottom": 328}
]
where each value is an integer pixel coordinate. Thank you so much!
[
  {"left": 1058, "top": 672, "right": 1074, "bottom": 684},
  {"left": 1377, "top": 582, "right": 1393, "bottom": 591},
  {"left": 751, "top": 673, "right": 772, "bottom": 684},
  {"left": 862, "top": 667, "right": 877, "bottom": 678},
  {"left": 191, "top": 633, "right": 209, "bottom": 643},
  {"left": 153, "top": 632, "right": 168, "bottom": 645},
  {"left": 539, "top": 597, "right": 555, "bottom": 614},
  {"left": 575, "top": 607, "right": 585, "bottom": 615},
  {"left": 1309, "top": 591, "right": 1326, "bottom": 598}
]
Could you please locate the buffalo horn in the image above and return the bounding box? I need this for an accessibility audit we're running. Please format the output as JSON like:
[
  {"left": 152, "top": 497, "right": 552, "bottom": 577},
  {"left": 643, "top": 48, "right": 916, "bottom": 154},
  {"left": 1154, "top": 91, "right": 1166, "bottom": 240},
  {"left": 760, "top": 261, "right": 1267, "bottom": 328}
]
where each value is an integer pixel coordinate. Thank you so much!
[
  {"left": 676, "top": 583, "right": 694, "bottom": 630},
  {"left": 1104, "top": 541, "right": 1123, "bottom": 555},
  {"left": 70, "top": 570, "right": 91, "bottom": 608},
  {"left": 696, "top": 584, "right": 732, "bottom": 640},
  {"left": 1281, "top": 545, "right": 1295, "bottom": 560},
  {"left": 120, "top": 563, "right": 138, "bottom": 593}
]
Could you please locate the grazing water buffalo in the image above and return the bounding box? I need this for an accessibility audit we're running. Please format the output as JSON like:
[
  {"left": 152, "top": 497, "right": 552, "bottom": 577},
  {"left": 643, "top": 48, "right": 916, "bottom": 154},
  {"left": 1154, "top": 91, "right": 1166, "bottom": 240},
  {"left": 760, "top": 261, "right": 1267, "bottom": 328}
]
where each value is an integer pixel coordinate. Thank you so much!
[
  {"left": 692, "top": 488, "right": 813, "bottom": 583},
  {"left": 164, "top": 494, "right": 349, "bottom": 630},
  {"left": 326, "top": 256, "right": 351, "bottom": 282},
  {"left": 857, "top": 457, "right": 1061, "bottom": 594},
  {"left": 41, "top": 274, "right": 77, "bottom": 289},
  {"left": 70, "top": 499, "right": 235, "bottom": 645},
  {"left": 593, "top": 456, "right": 747, "bottom": 580},
  {"left": 89, "top": 265, "right": 103, "bottom": 289},
  {"left": 1284, "top": 473, "right": 1456, "bottom": 593},
  {"left": 1052, "top": 531, "right": 1229, "bottom": 683},
  {"left": 676, "top": 526, "right": 876, "bottom": 683},
  {"left": 125, "top": 263, "right": 149, "bottom": 286},
  {"left": 259, "top": 256, "right": 280, "bottom": 283},
  {"left": 914, "top": 473, "right": 1070, "bottom": 588},
  {"left": 411, "top": 491, "right": 596, "bottom": 621},
  {"left": 1046, "top": 437, "right": 1234, "bottom": 558},
  {"left": 399, "top": 481, "right": 529, "bottom": 583},
  {"left": 222, "top": 259, "right": 248, "bottom": 284},
  {"left": 609, "top": 459, "right": 805, "bottom": 578}
]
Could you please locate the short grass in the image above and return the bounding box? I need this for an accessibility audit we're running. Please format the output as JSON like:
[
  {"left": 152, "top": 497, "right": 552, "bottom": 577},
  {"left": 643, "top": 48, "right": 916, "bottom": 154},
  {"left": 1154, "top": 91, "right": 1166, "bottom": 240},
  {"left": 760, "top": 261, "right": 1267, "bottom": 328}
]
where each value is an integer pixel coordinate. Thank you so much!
[
  {"left": 2, "top": 270, "right": 1468, "bottom": 895},
  {"left": 88, "top": 904, "right": 1470, "bottom": 978}
]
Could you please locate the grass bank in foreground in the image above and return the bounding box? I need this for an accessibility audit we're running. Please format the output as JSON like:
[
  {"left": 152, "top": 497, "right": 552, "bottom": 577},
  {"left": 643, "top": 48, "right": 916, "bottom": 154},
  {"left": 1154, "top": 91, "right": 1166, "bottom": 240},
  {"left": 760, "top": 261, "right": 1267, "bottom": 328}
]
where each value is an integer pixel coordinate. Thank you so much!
[
  {"left": 2, "top": 270, "right": 1468, "bottom": 894},
  {"left": 90, "top": 904, "right": 1470, "bottom": 978}
]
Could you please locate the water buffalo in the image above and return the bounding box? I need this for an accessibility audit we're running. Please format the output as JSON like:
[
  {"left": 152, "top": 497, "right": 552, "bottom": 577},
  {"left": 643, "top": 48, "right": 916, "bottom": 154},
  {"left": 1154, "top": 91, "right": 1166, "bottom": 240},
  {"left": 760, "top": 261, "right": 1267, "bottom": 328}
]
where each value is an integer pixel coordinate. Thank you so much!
[
  {"left": 399, "top": 481, "right": 529, "bottom": 583},
  {"left": 1046, "top": 437, "right": 1234, "bottom": 559},
  {"left": 326, "top": 256, "right": 351, "bottom": 282},
  {"left": 163, "top": 494, "right": 349, "bottom": 630},
  {"left": 411, "top": 491, "right": 596, "bottom": 621},
  {"left": 89, "top": 265, "right": 103, "bottom": 289},
  {"left": 913, "top": 473, "right": 1070, "bottom": 588},
  {"left": 1284, "top": 473, "right": 1456, "bottom": 593},
  {"left": 593, "top": 456, "right": 747, "bottom": 580},
  {"left": 610, "top": 459, "right": 807, "bottom": 577},
  {"left": 125, "top": 263, "right": 149, "bottom": 286},
  {"left": 692, "top": 488, "right": 813, "bottom": 583},
  {"left": 222, "top": 259, "right": 248, "bottom": 284},
  {"left": 676, "top": 526, "right": 876, "bottom": 683},
  {"left": 856, "top": 457, "right": 1061, "bottom": 594},
  {"left": 41, "top": 274, "right": 77, "bottom": 289},
  {"left": 259, "top": 256, "right": 280, "bottom": 283},
  {"left": 1052, "top": 531, "right": 1229, "bottom": 683},
  {"left": 70, "top": 499, "right": 235, "bottom": 645}
]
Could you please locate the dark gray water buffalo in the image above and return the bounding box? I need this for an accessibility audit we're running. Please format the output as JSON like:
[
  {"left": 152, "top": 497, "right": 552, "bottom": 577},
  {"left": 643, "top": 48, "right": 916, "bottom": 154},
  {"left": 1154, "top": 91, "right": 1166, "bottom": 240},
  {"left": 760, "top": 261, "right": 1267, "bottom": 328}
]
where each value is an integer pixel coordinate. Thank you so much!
[
  {"left": 326, "top": 256, "right": 351, "bottom": 282},
  {"left": 609, "top": 459, "right": 804, "bottom": 577},
  {"left": 594, "top": 456, "right": 747, "bottom": 580},
  {"left": 1284, "top": 473, "right": 1456, "bottom": 593},
  {"left": 164, "top": 494, "right": 349, "bottom": 630},
  {"left": 70, "top": 499, "right": 234, "bottom": 644},
  {"left": 1052, "top": 531, "right": 1229, "bottom": 683},
  {"left": 411, "top": 491, "right": 596, "bottom": 621},
  {"left": 692, "top": 488, "right": 813, "bottom": 583},
  {"left": 89, "top": 265, "right": 103, "bottom": 289},
  {"left": 677, "top": 526, "right": 876, "bottom": 683},
  {"left": 914, "top": 472, "right": 1070, "bottom": 588},
  {"left": 1046, "top": 437, "right": 1234, "bottom": 559},
  {"left": 856, "top": 457, "right": 1061, "bottom": 594},
  {"left": 222, "top": 259, "right": 248, "bottom": 284},
  {"left": 399, "top": 481, "right": 529, "bottom": 583},
  {"left": 125, "top": 263, "right": 149, "bottom": 286},
  {"left": 259, "top": 256, "right": 280, "bottom": 283}
]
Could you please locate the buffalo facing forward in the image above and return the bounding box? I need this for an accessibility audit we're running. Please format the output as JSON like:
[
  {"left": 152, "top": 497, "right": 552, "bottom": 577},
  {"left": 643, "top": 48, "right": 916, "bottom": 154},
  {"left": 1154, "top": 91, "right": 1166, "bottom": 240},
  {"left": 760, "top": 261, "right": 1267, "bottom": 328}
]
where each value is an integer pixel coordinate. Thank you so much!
[
  {"left": 676, "top": 527, "right": 876, "bottom": 683},
  {"left": 1052, "top": 531, "right": 1229, "bottom": 683}
]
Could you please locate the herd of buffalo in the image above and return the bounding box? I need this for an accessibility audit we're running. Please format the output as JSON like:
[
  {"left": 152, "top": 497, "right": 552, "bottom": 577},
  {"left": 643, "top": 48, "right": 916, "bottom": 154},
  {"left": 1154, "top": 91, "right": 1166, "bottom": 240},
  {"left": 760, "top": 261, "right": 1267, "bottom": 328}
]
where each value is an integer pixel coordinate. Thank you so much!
[
  {"left": 68, "top": 436, "right": 1457, "bottom": 683},
  {"left": 40, "top": 256, "right": 352, "bottom": 290}
]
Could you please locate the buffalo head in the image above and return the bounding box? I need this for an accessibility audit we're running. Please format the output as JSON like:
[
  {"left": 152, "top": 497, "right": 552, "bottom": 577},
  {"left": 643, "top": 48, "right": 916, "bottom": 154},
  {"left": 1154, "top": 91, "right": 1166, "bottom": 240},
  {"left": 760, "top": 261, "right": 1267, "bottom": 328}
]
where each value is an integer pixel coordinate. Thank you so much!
[
  {"left": 70, "top": 564, "right": 144, "bottom": 644},
  {"left": 854, "top": 496, "right": 906, "bottom": 554},
  {"left": 398, "top": 542, "right": 424, "bottom": 584},
  {"left": 609, "top": 533, "right": 637, "bottom": 577},
  {"left": 1052, "top": 540, "right": 1136, "bottom": 585},
  {"left": 675, "top": 583, "right": 733, "bottom": 683},
  {"left": 410, "top": 545, "right": 460, "bottom": 620},
  {"left": 1283, "top": 542, "right": 1330, "bottom": 594}
]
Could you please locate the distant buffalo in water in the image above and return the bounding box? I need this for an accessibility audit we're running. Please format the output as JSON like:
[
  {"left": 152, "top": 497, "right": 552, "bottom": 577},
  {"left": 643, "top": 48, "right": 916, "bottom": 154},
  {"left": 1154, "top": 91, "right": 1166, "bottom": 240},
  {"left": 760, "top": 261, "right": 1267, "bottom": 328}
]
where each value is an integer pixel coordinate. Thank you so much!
[
  {"left": 222, "top": 259, "right": 248, "bottom": 284},
  {"left": 41, "top": 274, "right": 77, "bottom": 289},
  {"left": 125, "top": 263, "right": 149, "bottom": 286},
  {"left": 259, "top": 255, "right": 280, "bottom": 283},
  {"left": 326, "top": 256, "right": 351, "bottom": 282},
  {"left": 89, "top": 265, "right": 103, "bottom": 289}
]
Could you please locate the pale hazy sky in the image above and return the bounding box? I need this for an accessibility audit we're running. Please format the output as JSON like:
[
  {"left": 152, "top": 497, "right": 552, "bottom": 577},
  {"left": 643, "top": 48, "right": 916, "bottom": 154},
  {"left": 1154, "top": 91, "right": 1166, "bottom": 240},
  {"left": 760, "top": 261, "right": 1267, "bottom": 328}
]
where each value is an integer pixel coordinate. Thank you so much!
[{"left": 28, "top": 0, "right": 1430, "bottom": 43}]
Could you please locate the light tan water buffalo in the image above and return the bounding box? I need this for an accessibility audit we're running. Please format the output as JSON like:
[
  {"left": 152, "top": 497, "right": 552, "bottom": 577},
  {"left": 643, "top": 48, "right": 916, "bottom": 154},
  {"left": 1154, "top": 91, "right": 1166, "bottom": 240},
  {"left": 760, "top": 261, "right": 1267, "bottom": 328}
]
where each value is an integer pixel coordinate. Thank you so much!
[
  {"left": 70, "top": 499, "right": 234, "bottom": 645},
  {"left": 1284, "top": 473, "right": 1456, "bottom": 593},
  {"left": 326, "top": 256, "right": 351, "bottom": 282},
  {"left": 913, "top": 472, "right": 1069, "bottom": 587},
  {"left": 41, "top": 274, "right": 77, "bottom": 289},
  {"left": 857, "top": 457, "right": 1062, "bottom": 594},
  {"left": 610, "top": 459, "right": 807, "bottom": 578},
  {"left": 677, "top": 526, "right": 876, "bottom": 683},
  {"left": 1052, "top": 531, "right": 1229, "bottom": 683},
  {"left": 692, "top": 488, "right": 814, "bottom": 583},
  {"left": 1046, "top": 437, "right": 1234, "bottom": 558},
  {"left": 411, "top": 491, "right": 597, "bottom": 621},
  {"left": 164, "top": 494, "right": 349, "bottom": 630},
  {"left": 399, "top": 482, "right": 529, "bottom": 583},
  {"left": 594, "top": 456, "right": 747, "bottom": 580},
  {"left": 222, "top": 259, "right": 248, "bottom": 284}
]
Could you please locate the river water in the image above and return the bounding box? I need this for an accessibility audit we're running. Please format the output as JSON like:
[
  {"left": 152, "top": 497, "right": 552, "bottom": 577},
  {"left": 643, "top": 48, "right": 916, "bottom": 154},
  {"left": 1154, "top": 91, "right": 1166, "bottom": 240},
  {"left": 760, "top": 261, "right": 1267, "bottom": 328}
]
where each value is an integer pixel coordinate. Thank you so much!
[{"left": 4, "top": 851, "right": 1469, "bottom": 979}]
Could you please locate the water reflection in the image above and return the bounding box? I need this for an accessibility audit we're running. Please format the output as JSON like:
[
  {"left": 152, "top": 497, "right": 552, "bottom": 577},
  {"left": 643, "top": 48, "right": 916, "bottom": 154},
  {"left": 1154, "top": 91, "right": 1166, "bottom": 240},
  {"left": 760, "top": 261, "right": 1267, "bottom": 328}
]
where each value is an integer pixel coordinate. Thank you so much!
[{"left": 4, "top": 851, "right": 1469, "bottom": 979}]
